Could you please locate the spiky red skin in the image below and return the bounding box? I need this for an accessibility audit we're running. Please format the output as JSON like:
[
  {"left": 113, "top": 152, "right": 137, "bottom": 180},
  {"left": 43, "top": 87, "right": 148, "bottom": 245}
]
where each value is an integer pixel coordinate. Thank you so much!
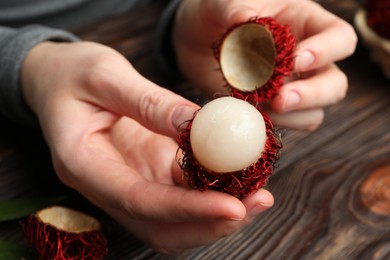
[
  {"left": 23, "top": 213, "right": 108, "bottom": 260},
  {"left": 177, "top": 105, "right": 282, "bottom": 199},
  {"left": 364, "top": 0, "right": 390, "bottom": 39},
  {"left": 212, "top": 17, "right": 296, "bottom": 103}
]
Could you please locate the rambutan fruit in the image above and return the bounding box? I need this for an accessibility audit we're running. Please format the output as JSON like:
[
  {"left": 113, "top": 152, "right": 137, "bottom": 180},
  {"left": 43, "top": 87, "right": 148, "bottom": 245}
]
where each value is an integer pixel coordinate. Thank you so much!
[
  {"left": 177, "top": 96, "right": 282, "bottom": 198},
  {"left": 23, "top": 206, "right": 108, "bottom": 260}
]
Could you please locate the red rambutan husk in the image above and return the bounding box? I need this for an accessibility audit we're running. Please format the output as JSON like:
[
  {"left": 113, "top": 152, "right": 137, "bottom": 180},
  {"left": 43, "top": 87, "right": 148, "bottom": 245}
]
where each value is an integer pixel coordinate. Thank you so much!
[
  {"left": 364, "top": 0, "right": 390, "bottom": 39},
  {"left": 23, "top": 207, "right": 108, "bottom": 260},
  {"left": 212, "top": 17, "right": 296, "bottom": 102},
  {"left": 177, "top": 98, "right": 282, "bottom": 199}
]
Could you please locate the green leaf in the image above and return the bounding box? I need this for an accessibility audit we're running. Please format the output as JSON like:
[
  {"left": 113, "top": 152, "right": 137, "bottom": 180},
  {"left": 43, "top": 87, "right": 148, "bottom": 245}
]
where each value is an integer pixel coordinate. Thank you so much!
[
  {"left": 0, "top": 196, "right": 67, "bottom": 222},
  {"left": 0, "top": 240, "right": 33, "bottom": 260}
]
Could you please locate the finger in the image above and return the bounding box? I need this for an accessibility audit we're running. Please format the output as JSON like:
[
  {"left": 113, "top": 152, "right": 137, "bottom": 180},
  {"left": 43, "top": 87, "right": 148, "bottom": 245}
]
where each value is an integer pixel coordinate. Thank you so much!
[
  {"left": 216, "top": 1, "right": 260, "bottom": 27},
  {"left": 122, "top": 180, "right": 248, "bottom": 222},
  {"left": 241, "top": 189, "right": 274, "bottom": 219},
  {"left": 271, "top": 64, "right": 348, "bottom": 112},
  {"left": 109, "top": 209, "right": 247, "bottom": 254},
  {"left": 292, "top": 2, "right": 357, "bottom": 71},
  {"left": 69, "top": 143, "right": 247, "bottom": 223},
  {"left": 197, "top": 0, "right": 254, "bottom": 28},
  {"left": 75, "top": 148, "right": 246, "bottom": 223},
  {"left": 267, "top": 108, "right": 325, "bottom": 131},
  {"left": 80, "top": 55, "right": 199, "bottom": 138},
  {"left": 122, "top": 191, "right": 273, "bottom": 253}
]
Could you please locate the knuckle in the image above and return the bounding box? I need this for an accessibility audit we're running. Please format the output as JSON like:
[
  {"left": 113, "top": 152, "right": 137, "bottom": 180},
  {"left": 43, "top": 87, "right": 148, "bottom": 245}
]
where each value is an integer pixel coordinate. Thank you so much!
[
  {"left": 120, "top": 184, "right": 146, "bottom": 219},
  {"left": 338, "top": 73, "right": 348, "bottom": 100},
  {"left": 339, "top": 22, "right": 358, "bottom": 56},
  {"left": 138, "top": 90, "right": 168, "bottom": 125},
  {"left": 212, "top": 221, "right": 240, "bottom": 239},
  {"left": 333, "top": 71, "right": 348, "bottom": 103},
  {"left": 52, "top": 160, "right": 74, "bottom": 188},
  {"left": 50, "top": 141, "right": 85, "bottom": 190},
  {"left": 83, "top": 54, "right": 118, "bottom": 90},
  {"left": 306, "top": 110, "right": 324, "bottom": 131}
]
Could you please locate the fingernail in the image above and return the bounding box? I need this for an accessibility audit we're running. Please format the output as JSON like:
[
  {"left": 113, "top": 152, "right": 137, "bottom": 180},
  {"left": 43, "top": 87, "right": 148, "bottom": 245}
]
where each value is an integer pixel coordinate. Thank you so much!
[
  {"left": 223, "top": 216, "right": 244, "bottom": 221},
  {"left": 295, "top": 51, "right": 315, "bottom": 71},
  {"left": 172, "top": 105, "right": 197, "bottom": 130},
  {"left": 248, "top": 202, "right": 273, "bottom": 218},
  {"left": 283, "top": 91, "right": 300, "bottom": 112}
]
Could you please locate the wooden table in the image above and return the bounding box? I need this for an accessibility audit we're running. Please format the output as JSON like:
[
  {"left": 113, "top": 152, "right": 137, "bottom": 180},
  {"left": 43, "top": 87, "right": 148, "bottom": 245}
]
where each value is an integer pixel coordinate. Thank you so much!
[{"left": 1, "top": 0, "right": 389, "bottom": 259}]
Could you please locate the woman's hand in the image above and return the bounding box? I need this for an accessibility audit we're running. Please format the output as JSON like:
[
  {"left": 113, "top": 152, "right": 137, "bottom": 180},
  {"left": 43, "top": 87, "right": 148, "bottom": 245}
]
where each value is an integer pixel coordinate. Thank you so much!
[
  {"left": 173, "top": 0, "right": 358, "bottom": 131},
  {"left": 20, "top": 41, "right": 274, "bottom": 253}
]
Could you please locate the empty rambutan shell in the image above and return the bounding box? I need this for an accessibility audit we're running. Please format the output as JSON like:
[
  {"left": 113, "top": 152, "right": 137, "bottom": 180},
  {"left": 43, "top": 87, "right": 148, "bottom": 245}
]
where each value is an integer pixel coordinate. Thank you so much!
[
  {"left": 177, "top": 17, "right": 295, "bottom": 198},
  {"left": 23, "top": 206, "right": 108, "bottom": 260},
  {"left": 213, "top": 17, "right": 296, "bottom": 102}
]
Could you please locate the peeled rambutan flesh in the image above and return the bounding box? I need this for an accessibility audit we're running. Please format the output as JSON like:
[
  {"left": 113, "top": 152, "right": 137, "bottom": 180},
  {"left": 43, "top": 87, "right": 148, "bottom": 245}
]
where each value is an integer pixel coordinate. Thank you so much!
[
  {"left": 177, "top": 97, "right": 282, "bottom": 198},
  {"left": 190, "top": 97, "right": 267, "bottom": 173},
  {"left": 23, "top": 206, "right": 108, "bottom": 260}
]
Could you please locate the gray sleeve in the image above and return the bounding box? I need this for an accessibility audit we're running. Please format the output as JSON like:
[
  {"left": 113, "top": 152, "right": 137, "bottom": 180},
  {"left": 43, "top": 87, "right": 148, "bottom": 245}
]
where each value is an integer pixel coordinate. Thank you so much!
[
  {"left": 154, "top": 0, "right": 182, "bottom": 79},
  {"left": 0, "top": 25, "right": 79, "bottom": 126},
  {"left": 0, "top": 0, "right": 178, "bottom": 126}
]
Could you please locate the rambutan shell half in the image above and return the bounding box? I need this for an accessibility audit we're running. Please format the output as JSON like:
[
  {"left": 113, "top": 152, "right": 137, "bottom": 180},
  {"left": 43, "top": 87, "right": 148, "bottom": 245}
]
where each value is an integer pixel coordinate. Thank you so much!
[
  {"left": 213, "top": 17, "right": 296, "bottom": 102},
  {"left": 23, "top": 206, "right": 108, "bottom": 260},
  {"left": 219, "top": 23, "right": 276, "bottom": 92}
]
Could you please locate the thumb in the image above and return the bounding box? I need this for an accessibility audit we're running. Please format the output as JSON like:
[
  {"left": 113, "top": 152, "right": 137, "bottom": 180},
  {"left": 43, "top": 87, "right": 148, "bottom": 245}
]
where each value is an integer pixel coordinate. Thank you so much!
[
  {"left": 121, "top": 76, "right": 199, "bottom": 137},
  {"left": 84, "top": 57, "right": 199, "bottom": 138},
  {"left": 214, "top": 0, "right": 259, "bottom": 27}
]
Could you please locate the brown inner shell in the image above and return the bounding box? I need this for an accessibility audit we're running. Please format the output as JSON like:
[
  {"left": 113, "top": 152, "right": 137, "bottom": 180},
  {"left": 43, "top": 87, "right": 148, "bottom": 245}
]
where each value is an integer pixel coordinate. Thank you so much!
[
  {"left": 37, "top": 206, "right": 101, "bottom": 233},
  {"left": 220, "top": 23, "right": 276, "bottom": 92}
]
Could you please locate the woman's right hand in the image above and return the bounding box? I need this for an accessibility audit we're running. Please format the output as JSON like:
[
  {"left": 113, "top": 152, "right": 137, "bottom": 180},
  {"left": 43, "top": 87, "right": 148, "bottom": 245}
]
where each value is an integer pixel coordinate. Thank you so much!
[{"left": 20, "top": 41, "right": 274, "bottom": 253}]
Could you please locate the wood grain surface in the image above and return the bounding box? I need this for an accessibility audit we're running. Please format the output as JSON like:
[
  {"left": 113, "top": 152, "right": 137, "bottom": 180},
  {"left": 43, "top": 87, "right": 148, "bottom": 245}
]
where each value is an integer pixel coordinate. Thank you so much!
[{"left": 1, "top": 0, "right": 389, "bottom": 259}]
